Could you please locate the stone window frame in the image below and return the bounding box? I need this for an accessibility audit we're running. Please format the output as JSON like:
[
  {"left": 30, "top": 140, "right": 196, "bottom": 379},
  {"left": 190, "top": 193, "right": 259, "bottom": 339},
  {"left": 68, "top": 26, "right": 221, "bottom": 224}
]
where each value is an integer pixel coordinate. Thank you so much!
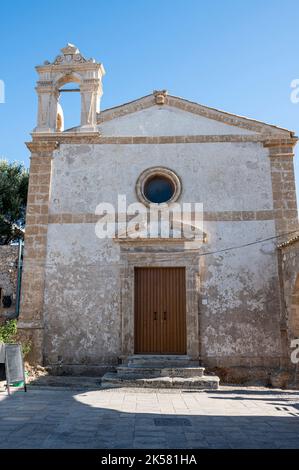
[{"left": 136, "top": 166, "right": 182, "bottom": 207}]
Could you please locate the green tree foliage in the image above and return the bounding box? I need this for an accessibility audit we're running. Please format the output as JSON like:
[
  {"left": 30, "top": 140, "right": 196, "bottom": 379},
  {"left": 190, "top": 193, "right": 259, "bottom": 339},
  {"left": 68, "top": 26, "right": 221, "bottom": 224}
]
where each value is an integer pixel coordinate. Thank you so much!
[
  {"left": 0, "top": 319, "right": 31, "bottom": 358},
  {"left": 0, "top": 160, "right": 28, "bottom": 244},
  {"left": 0, "top": 319, "right": 17, "bottom": 343}
]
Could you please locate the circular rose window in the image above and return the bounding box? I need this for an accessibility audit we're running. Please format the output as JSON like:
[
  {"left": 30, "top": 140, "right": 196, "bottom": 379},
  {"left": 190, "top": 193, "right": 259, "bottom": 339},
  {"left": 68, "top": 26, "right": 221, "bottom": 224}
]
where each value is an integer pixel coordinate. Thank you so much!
[{"left": 136, "top": 167, "right": 181, "bottom": 206}]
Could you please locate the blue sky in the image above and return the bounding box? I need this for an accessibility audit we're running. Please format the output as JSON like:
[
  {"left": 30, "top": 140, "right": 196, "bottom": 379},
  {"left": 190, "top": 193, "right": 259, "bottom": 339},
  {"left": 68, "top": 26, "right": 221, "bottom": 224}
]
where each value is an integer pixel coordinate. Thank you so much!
[{"left": 0, "top": 0, "right": 298, "bottom": 200}]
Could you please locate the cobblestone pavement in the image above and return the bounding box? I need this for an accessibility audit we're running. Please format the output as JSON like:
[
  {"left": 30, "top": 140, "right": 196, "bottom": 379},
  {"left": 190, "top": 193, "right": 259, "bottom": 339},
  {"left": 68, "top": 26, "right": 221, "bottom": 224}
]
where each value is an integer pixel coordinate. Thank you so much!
[{"left": 0, "top": 386, "right": 298, "bottom": 449}]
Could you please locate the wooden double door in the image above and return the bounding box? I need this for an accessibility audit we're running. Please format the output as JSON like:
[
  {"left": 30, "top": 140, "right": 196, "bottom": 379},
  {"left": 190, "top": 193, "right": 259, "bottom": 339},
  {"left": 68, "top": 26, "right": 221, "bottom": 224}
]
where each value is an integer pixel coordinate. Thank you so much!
[{"left": 134, "top": 267, "right": 186, "bottom": 354}]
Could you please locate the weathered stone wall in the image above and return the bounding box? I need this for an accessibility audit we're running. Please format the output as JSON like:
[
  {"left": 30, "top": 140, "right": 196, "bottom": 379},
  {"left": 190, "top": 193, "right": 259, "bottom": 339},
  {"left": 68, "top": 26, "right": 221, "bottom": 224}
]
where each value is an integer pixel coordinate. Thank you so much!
[
  {"left": 267, "top": 238, "right": 299, "bottom": 387},
  {"left": 42, "top": 131, "right": 283, "bottom": 374},
  {"left": 279, "top": 238, "right": 299, "bottom": 340},
  {"left": 20, "top": 93, "right": 298, "bottom": 384},
  {"left": 18, "top": 142, "right": 56, "bottom": 364},
  {"left": 0, "top": 245, "right": 18, "bottom": 320}
]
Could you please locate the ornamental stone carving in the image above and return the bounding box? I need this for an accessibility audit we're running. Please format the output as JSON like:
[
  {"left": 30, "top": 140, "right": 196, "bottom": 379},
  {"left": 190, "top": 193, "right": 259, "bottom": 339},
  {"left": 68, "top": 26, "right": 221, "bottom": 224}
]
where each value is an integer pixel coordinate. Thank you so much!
[
  {"left": 153, "top": 90, "right": 168, "bottom": 105},
  {"left": 52, "top": 43, "right": 96, "bottom": 65}
]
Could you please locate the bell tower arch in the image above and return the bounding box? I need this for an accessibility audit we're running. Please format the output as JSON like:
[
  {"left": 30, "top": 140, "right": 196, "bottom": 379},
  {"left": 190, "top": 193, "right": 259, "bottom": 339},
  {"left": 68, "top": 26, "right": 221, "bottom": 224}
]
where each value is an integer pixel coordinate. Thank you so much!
[{"left": 34, "top": 43, "right": 105, "bottom": 133}]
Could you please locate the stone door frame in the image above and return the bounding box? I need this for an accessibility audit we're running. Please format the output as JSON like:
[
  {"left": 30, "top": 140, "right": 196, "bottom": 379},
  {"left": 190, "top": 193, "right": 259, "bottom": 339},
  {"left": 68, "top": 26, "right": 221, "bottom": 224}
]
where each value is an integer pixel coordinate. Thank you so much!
[{"left": 118, "top": 241, "right": 201, "bottom": 361}]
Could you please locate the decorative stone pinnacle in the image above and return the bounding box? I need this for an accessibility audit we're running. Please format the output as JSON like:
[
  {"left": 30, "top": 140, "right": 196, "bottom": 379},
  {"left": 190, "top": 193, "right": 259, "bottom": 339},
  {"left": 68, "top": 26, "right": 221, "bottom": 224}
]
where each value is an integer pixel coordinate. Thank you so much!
[{"left": 61, "top": 43, "right": 80, "bottom": 55}]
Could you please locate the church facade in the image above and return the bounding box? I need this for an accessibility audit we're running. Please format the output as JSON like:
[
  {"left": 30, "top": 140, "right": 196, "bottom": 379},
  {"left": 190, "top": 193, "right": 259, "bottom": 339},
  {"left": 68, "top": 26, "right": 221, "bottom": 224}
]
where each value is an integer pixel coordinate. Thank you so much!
[{"left": 19, "top": 45, "right": 299, "bottom": 383}]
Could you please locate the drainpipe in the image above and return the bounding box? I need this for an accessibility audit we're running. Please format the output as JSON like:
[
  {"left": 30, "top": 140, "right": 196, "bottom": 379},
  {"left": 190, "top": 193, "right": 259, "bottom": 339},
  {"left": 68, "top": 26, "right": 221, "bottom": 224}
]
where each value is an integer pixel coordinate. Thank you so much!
[
  {"left": 5, "top": 239, "right": 23, "bottom": 320},
  {"left": 15, "top": 239, "right": 23, "bottom": 318}
]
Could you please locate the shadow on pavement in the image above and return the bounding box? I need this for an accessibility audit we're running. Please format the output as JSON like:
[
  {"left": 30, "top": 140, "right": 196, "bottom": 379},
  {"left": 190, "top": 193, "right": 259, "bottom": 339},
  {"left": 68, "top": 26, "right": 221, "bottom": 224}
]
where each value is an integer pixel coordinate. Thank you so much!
[{"left": 0, "top": 383, "right": 299, "bottom": 449}]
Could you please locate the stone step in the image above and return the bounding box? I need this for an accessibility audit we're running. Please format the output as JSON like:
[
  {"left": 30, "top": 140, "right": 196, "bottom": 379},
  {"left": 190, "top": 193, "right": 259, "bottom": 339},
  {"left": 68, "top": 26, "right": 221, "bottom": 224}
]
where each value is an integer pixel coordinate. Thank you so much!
[
  {"left": 127, "top": 355, "right": 199, "bottom": 368},
  {"left": 117, "top": 366, "right": 205, "bottom": 378},
  {"left": 27, "top": 375, "right": 102, "bottom": 389},
  {"left": 47, "top": 364, "right": 114, "bottom": 377},
  {"left": 101, "top": 372, "right": 219, "bottom": 390}
]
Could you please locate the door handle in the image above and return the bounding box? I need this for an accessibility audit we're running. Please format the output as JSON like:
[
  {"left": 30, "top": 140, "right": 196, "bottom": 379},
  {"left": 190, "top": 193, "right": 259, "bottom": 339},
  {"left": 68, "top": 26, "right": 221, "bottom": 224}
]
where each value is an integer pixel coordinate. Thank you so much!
[
  {"left": 163, "top": 311, "right": 167, "bottom": 321},
  {"left": 154, "top": 312, "right": 157, "bottom": 321}
]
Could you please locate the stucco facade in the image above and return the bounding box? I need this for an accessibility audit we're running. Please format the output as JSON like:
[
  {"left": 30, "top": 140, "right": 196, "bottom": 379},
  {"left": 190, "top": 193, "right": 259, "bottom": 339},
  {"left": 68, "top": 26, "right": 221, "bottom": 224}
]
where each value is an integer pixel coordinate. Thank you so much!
[{"left": 19, "top": 45, "right": 299, "bottom": 383}]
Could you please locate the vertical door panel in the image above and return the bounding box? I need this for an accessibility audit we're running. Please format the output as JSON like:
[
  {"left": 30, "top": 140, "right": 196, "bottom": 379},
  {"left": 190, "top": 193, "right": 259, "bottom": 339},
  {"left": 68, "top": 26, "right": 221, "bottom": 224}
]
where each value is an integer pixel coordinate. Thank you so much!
[{"left": 134, "top": 267, "right": 186, "bottom": 354}]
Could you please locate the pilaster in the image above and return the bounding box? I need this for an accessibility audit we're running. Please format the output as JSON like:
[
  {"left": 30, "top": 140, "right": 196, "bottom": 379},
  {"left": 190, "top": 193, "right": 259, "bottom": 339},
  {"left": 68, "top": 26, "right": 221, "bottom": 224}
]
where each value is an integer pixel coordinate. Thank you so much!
[
  {"left": 18, "top": 140, "right": 58, "bottom": 364},
  {"left": 265, "top": 138, "right": 299, "bottom": 237}
]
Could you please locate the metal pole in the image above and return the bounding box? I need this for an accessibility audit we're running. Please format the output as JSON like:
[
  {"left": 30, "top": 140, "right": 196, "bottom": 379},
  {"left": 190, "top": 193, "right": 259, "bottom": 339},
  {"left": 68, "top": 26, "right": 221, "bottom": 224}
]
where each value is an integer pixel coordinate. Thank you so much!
[{"left": 58, "top": 88, "right": 80, "bottom": 93}]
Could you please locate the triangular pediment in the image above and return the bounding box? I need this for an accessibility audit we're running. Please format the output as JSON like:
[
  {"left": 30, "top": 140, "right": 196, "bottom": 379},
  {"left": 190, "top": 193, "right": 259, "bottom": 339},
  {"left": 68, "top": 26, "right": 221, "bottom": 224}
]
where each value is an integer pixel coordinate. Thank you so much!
[
  {"left": 97, "top": 93, "right": 293, "bottom": 138},
  {"left": 114, "top": 212, "right": 206, "bottom": 243}
]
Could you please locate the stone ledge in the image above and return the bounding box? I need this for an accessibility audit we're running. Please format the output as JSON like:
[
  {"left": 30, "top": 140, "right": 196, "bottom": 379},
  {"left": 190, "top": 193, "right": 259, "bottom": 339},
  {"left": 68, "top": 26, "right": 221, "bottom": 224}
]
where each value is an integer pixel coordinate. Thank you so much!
[
  {"left": 47, "top": 210, "right": 277, "bottom": 225},
  {"left": 26, "top": 134, "right": 297, "bottom": 145}
]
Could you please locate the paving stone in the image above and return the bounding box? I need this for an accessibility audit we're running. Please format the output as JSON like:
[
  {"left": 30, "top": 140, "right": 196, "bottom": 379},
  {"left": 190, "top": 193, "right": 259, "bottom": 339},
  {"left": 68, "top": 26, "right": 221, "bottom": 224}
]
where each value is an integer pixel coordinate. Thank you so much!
[{"left": 0, "top": 386, "right": 299, "bottom": 448}]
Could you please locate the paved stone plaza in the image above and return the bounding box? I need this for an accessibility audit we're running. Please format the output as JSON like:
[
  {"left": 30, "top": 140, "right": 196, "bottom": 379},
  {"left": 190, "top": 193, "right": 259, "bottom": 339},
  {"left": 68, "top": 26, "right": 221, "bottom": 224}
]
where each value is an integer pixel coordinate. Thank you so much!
[{"left": 0, "top": 386, "right": 298, "bottom": 449}]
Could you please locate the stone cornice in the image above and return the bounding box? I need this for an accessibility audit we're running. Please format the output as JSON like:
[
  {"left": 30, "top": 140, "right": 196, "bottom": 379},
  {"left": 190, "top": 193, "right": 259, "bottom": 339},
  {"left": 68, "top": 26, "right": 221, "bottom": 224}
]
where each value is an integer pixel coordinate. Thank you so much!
[
  {"left": 30, "top": 131, "right": 101, "bottom": 145},
  {"left": 36, "top": 62, "right": 105, "bottom": 74},
  {"left": 48, "top": 210, "right": 277, "bottom": 224},
  {"left": 97, "top": 93, "right": 296, "bottom": 137},
  {"left": 263, "top": 137, "right": 298, "bottom": 148},
  {"left": 264, "top": 138, "right": 298, "bottom": 158},
  {"left": 26, "top": 140, "right": 60, "bottom": 153},
  {"left": 25, "top": 133, "right": 297, "bottom": 146}
]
